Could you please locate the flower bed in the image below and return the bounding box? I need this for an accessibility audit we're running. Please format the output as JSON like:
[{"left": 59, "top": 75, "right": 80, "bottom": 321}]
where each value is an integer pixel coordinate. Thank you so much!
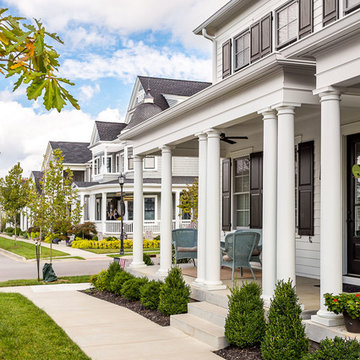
[{"left": 72, "top": 239, "right": 160, "bottom": 249}]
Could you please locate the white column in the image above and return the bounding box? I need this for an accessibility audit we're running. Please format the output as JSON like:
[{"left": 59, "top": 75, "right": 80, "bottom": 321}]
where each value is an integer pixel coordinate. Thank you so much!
[
  {"left": 89, "top": 194, "right": 95, "bottom": 221},
  {"left": 260, "top": 109, "right": 278, "bottom": 302},
  {"left": 312, "top": 90, "right": 343, "bottom": 326},
  {"left": 101, "top": 192, "right": 107, "bottom": 235},
  {"left": 92, "top": 155, "right": 95, "bottom": 178},
  {"left": 157, "top": 145, "right": 173, "bottom": 276},
  {"left": 276, "top": 105, "right": 296, "bottom": 284},
  {"left": 195, "top": 133, "right": 207, "bottom": 285},
  {"left": 80, "top": 194, "right": 85, "bottom": 223},
  {"left": 204, "top": 129, "right": 225, "bottom": 290},
  {"left": 130, "top": 155, "right": 145, "bottom": 268},
  {"left": 175, "top": 191, "right": 181, "bottom": 229}
]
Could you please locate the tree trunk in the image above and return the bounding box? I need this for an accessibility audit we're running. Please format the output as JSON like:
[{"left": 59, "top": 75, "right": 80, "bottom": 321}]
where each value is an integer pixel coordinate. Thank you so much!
[
  {"left": 13, "top": 215, "right": 17, "bottom": 247},
  {"left": 50, "top": 231, "right": 53, "bottom": 264}
]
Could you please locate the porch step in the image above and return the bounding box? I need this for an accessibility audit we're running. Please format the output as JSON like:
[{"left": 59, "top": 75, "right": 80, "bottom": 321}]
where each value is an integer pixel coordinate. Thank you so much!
[
  {"left": 171, "top": 313, "right": 228, "bottom": 350},
  {"left": 188, "top": 301, "right": 228, "bottom": 328}
]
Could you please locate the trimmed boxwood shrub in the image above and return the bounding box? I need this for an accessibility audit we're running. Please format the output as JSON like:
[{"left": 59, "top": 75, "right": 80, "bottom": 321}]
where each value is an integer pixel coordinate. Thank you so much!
[
  {"left": 143, "top": 253, "right": 154, "bottom": 266},
  {"left": 303, "top": 337, "right": 360, "bottom": 360},
  {"left": 140, "top": 280, "right": 163, "bottom": 310},
  {"left": 92, "top": 270, "right": 107, "bottom": 291},
  {"left": 158, "top": 267, "right": 190, "bottom": 315},
  {"left": 261, "top": 279, "right": 308, "bottom": 360},
  {"left": 224, "top": 282, "right": 265, "bottom": 348},
  {"left": 121, "top": 277, "right": 148, "bottom": 300},
  {"left": 104, "top": 262, "right": 122, "bottom": 291},
  {"left": 110, "top": 271, "right": 134, "bottom": 295}
]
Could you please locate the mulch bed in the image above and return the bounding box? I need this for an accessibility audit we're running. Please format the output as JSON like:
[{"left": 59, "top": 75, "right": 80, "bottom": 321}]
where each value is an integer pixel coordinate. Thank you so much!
[
  {"left": 81, "top": 288, "right": 170, "bottom": 326},
  {"left": 214, "top": 345, "right": 263, "bottom": 360}
]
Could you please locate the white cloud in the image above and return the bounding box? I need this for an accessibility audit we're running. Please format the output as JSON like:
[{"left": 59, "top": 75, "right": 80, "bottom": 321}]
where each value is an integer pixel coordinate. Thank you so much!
[
  {"left": 3, "top": 0, "right": 228, "bottom": 52},
  {"left": 97, "top": 108, "right": 124, "bottom": 123},
  {"left": 79, "top": 83, "right": 100, "bottom": 102},
  {"left": 61, "top": 40, "right": 212, "bottom": 83}
]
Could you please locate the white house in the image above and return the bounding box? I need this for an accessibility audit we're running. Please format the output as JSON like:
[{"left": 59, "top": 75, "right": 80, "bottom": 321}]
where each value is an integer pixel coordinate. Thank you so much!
[{"left": 119, "top": 0, "right": 360, "bottom": 334}]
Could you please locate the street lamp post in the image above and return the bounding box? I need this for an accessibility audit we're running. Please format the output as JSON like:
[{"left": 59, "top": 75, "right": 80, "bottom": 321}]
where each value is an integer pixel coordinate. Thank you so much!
[{"left": 118, "top": 173, "right": 126, "bottom": 255}]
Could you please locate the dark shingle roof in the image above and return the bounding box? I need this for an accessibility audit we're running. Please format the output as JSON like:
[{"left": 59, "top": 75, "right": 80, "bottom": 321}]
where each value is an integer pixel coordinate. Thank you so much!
[
  {"left": 31, "top": 171, "right": 44, "bottom": 193},
  {"left": 95, "top": 121, "right": 127, "bottom": 141},
  {"left": 125, "top": 103, "right": 162, "bottom": 130},
  {"left": 74, "top": 181, "right": 100, "bottom": 188},
  {"left": 49, "top": 141, "right": 91, "bottom": 164},
  {"left": 138, "top": 76, "right": 211, "bottom": 111}
]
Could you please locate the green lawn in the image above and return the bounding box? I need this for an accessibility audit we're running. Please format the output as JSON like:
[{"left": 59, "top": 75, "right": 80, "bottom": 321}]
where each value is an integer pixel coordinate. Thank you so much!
[
  {"left": 0, "top": 293, "right": 90, "bottom": 360},
  {"left": 107, "top": 251, "right": 159, "bottom": 258},
  {"left": 0, "top": 237, "right": 69, "bottom": 259},
  {"left": 0, "top": 275, "right": 92, "bottom": 287},
  {"left": 85, "top": 247, "right": 160, "bottom": 254}
]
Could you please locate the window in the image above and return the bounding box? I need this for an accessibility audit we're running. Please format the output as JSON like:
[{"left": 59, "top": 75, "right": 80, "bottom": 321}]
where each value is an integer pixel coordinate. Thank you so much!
[
  {"left": 144, "top": 197, "right": 155, "bottom": 220},
  {"left": 234, "top": 157, "right": 250, "bottom": 227},
  {"left": 94, "top": 157, "right": 100, "bottom": 175},
  {"left": 84, "top": 196, "right": 89, "bottom": 220},
  {"left": 276, "top": 1, "right": 298, "bottom": 48},
  {"left": 95, "top": 197, "right": 102, "bottom": 220},
  {"left": 115, "top": 154, "right": 120, "bottom": 173},
  {"left": 344, "top": 0, "right": 360, "bottom": 13},
  {"left": 234, "top": 31, "right": 250, "bottom": 71},
  {"left": 127, "top": 201, "right": 133, "bottom": 221},
  {"left": 106, "top": 156, "right": 112, "bottom": 173},
  {"left": 127, "top": 147, "right": 134, "bottom": 170},
  {"left": 144, "top": 156, "right": 155, "bottom": 169}
]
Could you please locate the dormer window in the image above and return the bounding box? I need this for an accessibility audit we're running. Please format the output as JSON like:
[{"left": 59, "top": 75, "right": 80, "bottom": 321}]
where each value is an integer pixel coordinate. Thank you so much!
[
  {"left": 276, "top": 1, "right": 298, "bottom": 48},
  {"left": 128, "top": 147, "right": 134, "bottom": 170},
  {"left": 234, "top": 31, "right": 250, "bottom": 71}
]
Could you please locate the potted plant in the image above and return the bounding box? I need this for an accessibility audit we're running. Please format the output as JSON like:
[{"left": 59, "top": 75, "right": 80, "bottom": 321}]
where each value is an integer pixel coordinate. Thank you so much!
[{"left": 324, "top": 292, "right": 360, "bottom": 333}]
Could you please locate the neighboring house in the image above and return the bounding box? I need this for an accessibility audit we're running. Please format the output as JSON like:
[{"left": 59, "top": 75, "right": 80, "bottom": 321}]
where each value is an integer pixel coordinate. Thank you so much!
[{"left": 119, "top": 0, "right": 360, "bottom": 338}]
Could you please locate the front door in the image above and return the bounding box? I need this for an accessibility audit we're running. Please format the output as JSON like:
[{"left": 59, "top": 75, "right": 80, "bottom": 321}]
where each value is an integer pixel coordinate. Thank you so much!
[{"left": 347, "top": 133, "right": 360, "bottom": 275}]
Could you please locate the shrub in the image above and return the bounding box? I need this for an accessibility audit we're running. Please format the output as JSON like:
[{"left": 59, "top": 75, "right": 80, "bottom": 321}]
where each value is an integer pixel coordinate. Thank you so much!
[
  {"left": 158, "top": 267, "right": 190, "bottom": 315},
  {"left": 27, "top": 226, "right": 40, "bottom": 234},
  {"left": 303, "top": 337, "right": 360, "bottom": 360},
  {"left": 70, "top": 221, "right": 97, "bottom": 239},
  {"left": 90, "top": 274, "right": 98, "bottom": 287},
  {"left": 224, "top": 282, "right": 265, "bottom": 348},
  {"left": 92, "top": 235, "right": 98, "bottom": 240},
  {"left": 5, "top": 227, "right": 14, "bottom": 234},
  {"left": 121, "top": 277, "right": 149, "bottom": 300},
  {"left": 143, "top": 253, "right": 154, "bottom": 266},
  {"left": 261, "top": 279, "right": 308, "bottom": 360},
  {"left": 110, "top": 271, "right": 134, "bottom": 295},
  {"left": 140, "top": 280, "right": 163, "bottom": 310},
  {"left": 92, "top": 270, "right": 107, "bottom": 291},
  {"left": 104, "top": 262, "right": 122, "bottom": 291}
]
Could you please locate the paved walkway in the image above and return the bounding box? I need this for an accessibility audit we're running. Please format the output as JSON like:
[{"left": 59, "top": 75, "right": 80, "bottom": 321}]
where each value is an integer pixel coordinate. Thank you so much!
[{"left": 0, "top": 284, "right": 221, "bottom": 360}]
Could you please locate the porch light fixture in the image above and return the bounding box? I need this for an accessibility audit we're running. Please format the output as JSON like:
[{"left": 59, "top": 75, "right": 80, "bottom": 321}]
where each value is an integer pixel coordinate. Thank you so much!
[{"left": 118, "top": 172, "right": 126, "bottom": 255}]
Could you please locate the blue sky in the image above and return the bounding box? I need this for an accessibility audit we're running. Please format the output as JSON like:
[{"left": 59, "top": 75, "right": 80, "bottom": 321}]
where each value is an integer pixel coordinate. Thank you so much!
[{"left": 0, "top": 0, "right": 227, "bottom": 177}]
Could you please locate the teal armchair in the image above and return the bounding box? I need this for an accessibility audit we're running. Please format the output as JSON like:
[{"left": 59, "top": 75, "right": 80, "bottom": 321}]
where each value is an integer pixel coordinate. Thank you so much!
[{"left": 172, "top": 228, "right": 198, "bottom": 266}]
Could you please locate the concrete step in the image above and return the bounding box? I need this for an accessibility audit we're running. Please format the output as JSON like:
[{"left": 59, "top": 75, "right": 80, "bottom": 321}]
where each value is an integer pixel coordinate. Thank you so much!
[
  {"left": 191, "top": 286, "right": 229, "bottom": 309},
  {"left": 188, "top": 301, "right": 228, "bottom": 328},
  {"left": 171, "top": 313, "right": 229, "bottom": 350}
]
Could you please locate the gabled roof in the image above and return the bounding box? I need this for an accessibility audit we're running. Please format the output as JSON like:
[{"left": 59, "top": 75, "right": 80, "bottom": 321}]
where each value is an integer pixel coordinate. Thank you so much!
[
  {"left": 95, "top": 121, "right": 127, "bottom": 141},
  {"left": 31, "top": 171, "right": 44, "bottom": 193},
  {"left": 49, "top": 141, "right": 92, "bottom": 164}
]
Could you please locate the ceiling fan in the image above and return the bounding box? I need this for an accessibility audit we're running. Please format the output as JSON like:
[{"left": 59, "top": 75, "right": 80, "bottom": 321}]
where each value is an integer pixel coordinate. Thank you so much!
[{"left": 220, "top": 133, "right": 248, "bottom": 144}]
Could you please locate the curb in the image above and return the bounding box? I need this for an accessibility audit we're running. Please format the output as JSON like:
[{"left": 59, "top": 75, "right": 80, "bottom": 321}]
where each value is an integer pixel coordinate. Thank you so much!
[{"left": 0, "top": 247, "right": 26, "bottom": 262}]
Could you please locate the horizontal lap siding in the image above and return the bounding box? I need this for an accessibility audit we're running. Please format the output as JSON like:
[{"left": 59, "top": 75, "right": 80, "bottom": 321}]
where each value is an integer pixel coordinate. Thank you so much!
[
  {"left": 172, "top": 157, "right": 198, "bottom": 177},
  {"left": 313, "top": 0, "right": 323, "bottom": 31}
]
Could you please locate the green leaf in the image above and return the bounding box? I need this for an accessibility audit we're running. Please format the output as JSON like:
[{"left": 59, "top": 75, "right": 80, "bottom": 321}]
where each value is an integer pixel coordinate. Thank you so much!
[
  {"left": 53, "top": 80, "right": 66, "bottom": 112},
  {"left": 34, "top": 35, "right": 44, "bottom": 55},
  {"left": 43, "top": 79, "right": 53, "bottom": 111},
  {"left": 12, "top": 74, "right": 24, "bottom": 91},
  {"left": 353, "top": 164, "right": 360, "bottom": 179},
  {"left": 27, "top": 79, "right": 46, "bottom": 100}
]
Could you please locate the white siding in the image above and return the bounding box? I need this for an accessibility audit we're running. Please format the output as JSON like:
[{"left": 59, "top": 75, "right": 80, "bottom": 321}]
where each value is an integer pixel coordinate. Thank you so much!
[
  {"left": 172, "top": 157, "right": 198, "bottom": 177},
  {"left": 313, "top": 0, "right": 323, "bottom": 32}
]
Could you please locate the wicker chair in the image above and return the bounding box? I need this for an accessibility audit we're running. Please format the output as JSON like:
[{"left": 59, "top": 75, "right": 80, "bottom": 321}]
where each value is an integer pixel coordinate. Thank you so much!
[{"left": 172, "top": 228, "right": 198, "bottom": 266}]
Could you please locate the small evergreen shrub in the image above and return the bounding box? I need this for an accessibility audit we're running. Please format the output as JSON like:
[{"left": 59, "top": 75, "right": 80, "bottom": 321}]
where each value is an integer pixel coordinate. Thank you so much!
[
  {"left": 140, "top": 280, "right": 163, "bottom": 310},
  {"left": 303, "top": 337, "right": 360, "bottom": 360},
  {"left": 104, "top": 262, "right": 122, "bottom": 291},
  {"left": 90, "top": 273, "right": 98, "bottom": 287},
  {"left": 158, "top": 267, "right": 190, "bottom": 315},
  {"left": 110, "top": 271, "right": 134, "bottom": 295},
  {"left": 143, "top": 253, "right": 154, "bottom": 266},
  {"left": 121, "top": 277, "right": 148, "bottom": 300},
  {"left": 92, "top": 270, "right": 107, "bottom": 291},
  {"left": 225, "top": 281, "right": 266, "bottom": 348},
  {"left": 261, "top": 279, "right": 308, "bottom": 360},
  {"left": 92, "top": 235, "right": 98, "bottom": 240}
]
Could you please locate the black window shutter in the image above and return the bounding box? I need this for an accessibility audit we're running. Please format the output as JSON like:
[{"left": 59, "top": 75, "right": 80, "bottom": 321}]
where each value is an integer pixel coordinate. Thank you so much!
[
  {"left": 250, "top": 152, "right": 263, "bottom": 229},
  {"left": 222, "top": 158, "right": 231, "bottom": 231},
  {"left": 298, "top": 141, "right": 314, "bottom": 236},
  {"left": 323, "top": 0, "right": 338, "bottom": 26},
  {"left": 250, "top": 22, "right": 261, "bottom": 62},
  {"left": 299, "top": 0, "right": 313, "bottom": 38},
  {"left": 222, "top": 39, "right": 232, "bottom": 79},
  {"left": 260, "top": 13, "right": 272, "bottom": 57}
]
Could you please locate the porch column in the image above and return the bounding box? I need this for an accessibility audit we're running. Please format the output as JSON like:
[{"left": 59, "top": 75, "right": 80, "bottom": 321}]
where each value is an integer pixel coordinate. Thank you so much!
[
  {"left": 312, "top": 89, "right": 343, "bottom": 326},
  {"left": 175, "top": 191, "right": 181, "bottom": 229},
  {"left": 260, "top": 109, "right": 278, "bottom": 302},
  {"left": 130, "top": 155, "right": 145, "bottom": 268},
  {"left": 204, "top": 129, "right": 225, "bottom": 290},
  {"left": 157, "top": 145, "right": 173, "bottom": 276},
  {"left": 195, "top": 133, "right": 207, "bottom": 285},
  {"left": 89, "top": 194, "right": 95, "bottom": 221},
  {"left": 101, "top": 192, "right": 107, "bottom": 235},
  {"left": 80, "top": 194, "right": 85, "bottom": 223},
  {"left": 276, "top": 105, "right": 296, "bottom": 284}
]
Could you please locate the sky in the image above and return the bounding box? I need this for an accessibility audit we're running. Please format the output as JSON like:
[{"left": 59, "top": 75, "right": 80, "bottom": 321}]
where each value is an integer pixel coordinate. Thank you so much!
[{"left": 0, "top": 0, "right": 228, "bottom": 178}]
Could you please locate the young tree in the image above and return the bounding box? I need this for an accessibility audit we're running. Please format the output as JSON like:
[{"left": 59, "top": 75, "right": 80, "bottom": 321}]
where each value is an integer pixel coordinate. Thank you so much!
[
  {"left": 0, "top": 163, "right": 30, "bottom": 246},
  {"left": 178, "top": 178, "right": 198, "bottom": 222},
  {"left": 0, "top": 8, "right": 79, "bottom": 112}
]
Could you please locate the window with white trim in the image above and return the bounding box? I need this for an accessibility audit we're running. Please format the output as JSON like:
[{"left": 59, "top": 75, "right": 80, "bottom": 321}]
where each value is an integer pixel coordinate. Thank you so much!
[
  {"left": 106, "top": 156, "right": 112, "bottom": 173},
  {"left": 234, "top": 31, "right": 250, "bottom": 71},
  {"left": 144, "top": 156, "right": 155, "bottom": 169},
  {"left": 233, "top": 157, "right": 250, "bottom": 227},
  {"left": 127, "top": 147, "right": 134, "bottom": 170},
  {"left": 94, "top": 157, "right": 100, "bottom": 175},
  {"left": 144, "top": 197, "right": 155, "bottom": 220},
  {"left": 95, "top": 197, "right": 102, "bottom": 220},
  {"left": 276, "top": 1, "right": 298, "bottom": 48},
  {"left": 345, "top": 0, "right": 360, "bottom": 13},
  {"left": 115, "top": 154, "right": 120, "bottom": 173}
]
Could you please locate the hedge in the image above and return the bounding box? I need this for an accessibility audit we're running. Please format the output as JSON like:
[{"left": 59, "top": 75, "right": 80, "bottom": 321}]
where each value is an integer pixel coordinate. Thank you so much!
[{"left": 71, "top": 239, "right": 160, "bottom": 249}]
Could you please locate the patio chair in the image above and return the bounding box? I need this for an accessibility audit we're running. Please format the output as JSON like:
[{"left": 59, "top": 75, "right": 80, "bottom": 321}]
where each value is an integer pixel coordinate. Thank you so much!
[
  {"left": 172, "top": 228, "right": 198, "bottom": 266},
  {"left": 220, "top": 231, "right": 260, "bottom": 280}
]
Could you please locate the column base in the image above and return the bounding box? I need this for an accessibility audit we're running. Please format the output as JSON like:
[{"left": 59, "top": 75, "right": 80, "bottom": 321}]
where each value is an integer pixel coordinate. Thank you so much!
[
  {"left": 203, "top": 281, "right": 227, "bottom": 291},
  {"left": 311, "top": 310, "right": 344, "bottom": 327},
  {"left": 192, "top": 279, "right": 205, "bottom": 289},
  {"left": 129, "top": 261, "right": 146, "bottom": 269},
  {"left": 156, "top": 267, "right": 171, "bottom": 277},
  {"left": 261, "top": 294, "right": 272, "bottom": 309}
]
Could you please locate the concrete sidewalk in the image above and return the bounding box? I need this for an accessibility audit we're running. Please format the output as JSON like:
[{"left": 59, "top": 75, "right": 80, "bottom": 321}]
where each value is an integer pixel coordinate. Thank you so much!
[{"left": 0, "top": 284, "right": 221, "bottom": 360}]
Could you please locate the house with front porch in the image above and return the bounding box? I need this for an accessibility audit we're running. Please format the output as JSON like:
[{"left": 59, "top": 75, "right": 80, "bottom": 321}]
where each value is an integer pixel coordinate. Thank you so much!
[{"left": 119, "top": 0, "right": 360, "bottom": 341}]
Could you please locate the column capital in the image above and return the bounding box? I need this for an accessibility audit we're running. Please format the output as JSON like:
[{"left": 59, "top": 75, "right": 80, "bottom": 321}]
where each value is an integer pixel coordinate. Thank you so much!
[
  {"left": 159, "top": 145, "right": 174, "bottom": 153},
  {"left": 133, "top": 154, "right": 144, "bottom": 162},
  {"left": 258, "top": 108, "right": 277, "bottom": 120},
  {"left": 313, "top": 86, "right": 341, "bottom": 97},
  {"left": 271, "top": 102, "right": 301, "bottom": 114},
  {"left": 317, "top": 91, "right": 341, "bottom": 103},
  {"left": 196, "top": 132, "right": 207, "bottom": 141},
  {"left": 205, "top": 128, "right": 221, "bottom": 138}
]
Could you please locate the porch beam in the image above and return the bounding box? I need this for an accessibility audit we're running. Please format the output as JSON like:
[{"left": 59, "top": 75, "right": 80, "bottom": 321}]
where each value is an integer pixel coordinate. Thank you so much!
[
  {"left": 311, "top": 90, "right": 343, "bottom": 326},
  {"left": 260, "top": 109, "right": 278, "bottom": 302},
  {"left": 130, "top": 155, "right": 145, "bottom": 268},
  {"left": 157, "top": 145, "right": 173, "bottom": 276}
]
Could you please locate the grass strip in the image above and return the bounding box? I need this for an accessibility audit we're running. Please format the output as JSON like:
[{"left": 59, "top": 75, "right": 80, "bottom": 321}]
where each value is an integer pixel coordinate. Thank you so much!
[
  {"left": 107, "top": 251, "right": 159, "bottom": 258},
  {"left": 84, "top": 247, "right": 160, "bottom": 254},
  {"left": 0, "top": 237, "right": 69, "bottom": 259},
  {"left": 0, "top": 292, "right": 90, "bottom": 360},
  {"left": 0, "top": 275, "right": 92, "bottom": 287}
]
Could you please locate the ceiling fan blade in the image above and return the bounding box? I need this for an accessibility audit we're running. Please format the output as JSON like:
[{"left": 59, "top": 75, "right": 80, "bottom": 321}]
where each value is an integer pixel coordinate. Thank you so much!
[
  {"left": 226, "top": 136, "right": 248, "bottom": 139},
  {"left": 220, "top": 138, "right": 236, "bottom": 144}
]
